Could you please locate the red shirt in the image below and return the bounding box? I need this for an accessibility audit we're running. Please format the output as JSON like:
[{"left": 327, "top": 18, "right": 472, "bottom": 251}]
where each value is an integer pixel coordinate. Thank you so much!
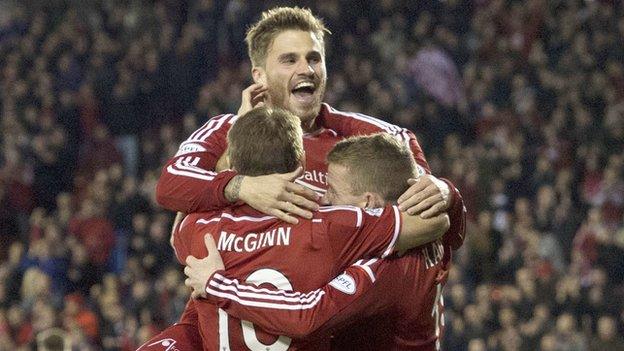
[
  {"left": 173, "top": 204, "right": 402, "bottom": 350},
  {"left": 156, "top": 103, "right": 431, "bottom": 212},
  {"left": 155, "top": 103, "right": 465, "bottom": 249},
  {"left": 68, "top": 216, "right": 115, "bottom": 266},
  {"left": 204, "top": 242, "right": 447, "bottom": 351},
  {"left": 158, "top": 103, "right": 467, "bottom": 349}
]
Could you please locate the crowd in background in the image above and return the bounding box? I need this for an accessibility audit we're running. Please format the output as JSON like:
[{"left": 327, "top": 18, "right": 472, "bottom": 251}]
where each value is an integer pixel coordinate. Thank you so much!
[{"left": 0, "top": 0, "right": 623, "bottom": 350}]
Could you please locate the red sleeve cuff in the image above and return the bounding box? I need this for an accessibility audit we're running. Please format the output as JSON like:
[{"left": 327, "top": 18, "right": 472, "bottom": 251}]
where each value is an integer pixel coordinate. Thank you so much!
[
  {"left": 440, "top": 178, "right": 466, "bottom": 250},
  {"left": 197, "top": 170, "right": 239, "bottom": 211}
]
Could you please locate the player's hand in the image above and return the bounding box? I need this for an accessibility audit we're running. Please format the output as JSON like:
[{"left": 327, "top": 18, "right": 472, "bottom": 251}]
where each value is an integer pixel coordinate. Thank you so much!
[
  {"left": 238, "top": 83, "right": 268, "bottom": 116},
  {"left": 239, "top": 167, "right": 320, "bottom": 224},
  {"left": 397, "top": 175, "right": 450, "bottom": 218},
  {"left": 184, "top": 234, "right": 224, "bottom": 299}
]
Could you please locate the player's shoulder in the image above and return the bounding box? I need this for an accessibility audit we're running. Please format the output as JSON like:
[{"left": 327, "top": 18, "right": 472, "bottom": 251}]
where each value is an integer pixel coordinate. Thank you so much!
[
  {"left": 315, "top": 205, "right": 364, "bottom": 227},
  {"left": 322, "top": 103, "right": 405, "bottom": 134},
  {"left": 176, "top": 113, "right": 237, "bottom": 155},
  {"left": 185, "top": 113, "right": 238, "bottom": 142},
  {"left": 317, "top": 204, "right": 401, "bottom": 227},
  {"left": 178, "top": 211, "right": 219, "bottom": 233},
  {"left": 173, "top": 212, "right": 214, "bottom": 263}
]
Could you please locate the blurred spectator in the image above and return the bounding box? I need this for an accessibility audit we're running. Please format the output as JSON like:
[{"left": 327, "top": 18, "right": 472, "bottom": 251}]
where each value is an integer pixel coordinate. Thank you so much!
[
  {"left": 590, "top": 315, "right": 624, "bottom": 351},
  {"left": 68, "top": 198, "right": 115, "bottom": 271},
  {"left": 36, "top": 327, "right": 69, "bottom": 351}
]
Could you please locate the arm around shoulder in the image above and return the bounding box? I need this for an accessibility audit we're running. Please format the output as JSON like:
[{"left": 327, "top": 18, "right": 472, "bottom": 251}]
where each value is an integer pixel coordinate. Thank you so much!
[{"left": 395, "top": 212, "right": 450, "bottom": 252}]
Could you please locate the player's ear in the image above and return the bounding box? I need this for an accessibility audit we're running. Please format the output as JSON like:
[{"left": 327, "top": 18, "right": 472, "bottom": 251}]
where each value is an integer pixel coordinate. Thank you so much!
[
  {"left": 299, "top": 152, "right": 306, "bottom": 172},
  {"left": 216, "top": 151, "right": 230, "bottom": 172},
  {"left": 252, "top": 66, "right": 266, "bottom": 84},
  {"left": 364, "top": 192, "right": 384, "bottom": 209}
]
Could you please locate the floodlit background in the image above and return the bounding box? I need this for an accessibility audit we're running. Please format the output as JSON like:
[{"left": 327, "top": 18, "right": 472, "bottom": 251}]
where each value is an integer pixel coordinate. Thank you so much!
[{"left": 0, "top": 0, "right": 623, "bottom": 350}]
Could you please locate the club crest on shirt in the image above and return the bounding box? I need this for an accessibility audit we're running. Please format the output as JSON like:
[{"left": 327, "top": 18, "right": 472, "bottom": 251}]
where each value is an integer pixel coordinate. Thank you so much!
[{"left": 329, "top": 273, "right": 356, "bottom": 295}]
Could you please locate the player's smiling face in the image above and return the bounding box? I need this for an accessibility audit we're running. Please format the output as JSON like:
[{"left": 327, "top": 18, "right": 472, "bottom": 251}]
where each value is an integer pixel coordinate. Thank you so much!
[
  {"left": 323, "top": 163, "right": 366, "bottom": 207},
  {"left": 254, "top": 30, "right": 327, "bottom": 129}
]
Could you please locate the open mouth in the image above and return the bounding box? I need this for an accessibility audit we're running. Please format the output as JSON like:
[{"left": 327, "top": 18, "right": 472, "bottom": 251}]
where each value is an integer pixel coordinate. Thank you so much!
[{"left": 291, "top": 81, "right": 316, "bottom": 104}]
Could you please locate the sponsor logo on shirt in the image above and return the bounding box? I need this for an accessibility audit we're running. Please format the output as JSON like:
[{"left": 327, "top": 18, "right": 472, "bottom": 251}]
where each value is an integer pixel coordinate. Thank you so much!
[
  {"left": 302, "top": 170, "right": 327, "bottom": 185},
  {"left": 329, "top": 273, "right": 357, "bottom": 295}
]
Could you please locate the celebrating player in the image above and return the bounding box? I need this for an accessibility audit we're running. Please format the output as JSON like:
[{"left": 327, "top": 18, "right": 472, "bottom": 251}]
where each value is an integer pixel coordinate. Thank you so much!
[
  {"left": 141, "top": 107, "right": 450, "bottom": 350},
  {"left": 183, "top": 132, "right": 456, "bottom": 350},
  {"left": 151, "top": 6, "right": 466, "bottom": 350},
  {"left": 155, "top": 6, "right": 464, "bottom": 234}
]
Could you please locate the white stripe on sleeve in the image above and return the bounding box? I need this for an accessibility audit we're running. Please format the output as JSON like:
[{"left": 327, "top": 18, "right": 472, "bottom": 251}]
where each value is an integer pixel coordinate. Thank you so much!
[{"left": 381, "top": 206, "right": 401, "bottom": 258}]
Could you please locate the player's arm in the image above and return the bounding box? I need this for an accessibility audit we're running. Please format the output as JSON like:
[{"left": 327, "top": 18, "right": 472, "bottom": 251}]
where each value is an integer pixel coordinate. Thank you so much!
[
  {"left": 155, "top": 115, "right": 318, "bottom": 224},
  {"left": 380, "top": 128, "right": 466, "bottom": 251},
  {"left": 155, "top": 114, "right": 238, "bottom": 213},
  {"left": 321, "top": 109, "right": 466, "bottom": 249},
  {"left": 184, "top": 235, "right": 381, "bottom": 339},
  {"left": 157, "top": 85, "right": 319, "bottom": 223},
  {"left": 397, "top": 211, "right": 449, "bottom": 253},
  {"left": 397, "top": 176, "right": 466, "bottom": 250},
  {"left": 226, "top": 167, "right": 320, "bottom": 224},
  {"left": 202, "top": 266, "right": 378, "bottom": 339},
  {"left": 324, "top": 206, "right": 448, "bottom": 268}
]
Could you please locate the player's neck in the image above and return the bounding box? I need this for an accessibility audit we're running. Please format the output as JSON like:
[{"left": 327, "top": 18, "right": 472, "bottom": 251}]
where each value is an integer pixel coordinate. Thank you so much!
[{"left": 301, "top": 116, "right": 321, "bottom": 134}]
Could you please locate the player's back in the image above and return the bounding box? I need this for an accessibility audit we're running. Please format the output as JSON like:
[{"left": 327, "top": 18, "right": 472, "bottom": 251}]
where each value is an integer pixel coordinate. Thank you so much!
[
  {"left": 174, "top": 203, "right": 400, "bottom": 350},
  {"left": 175, "top": 205, "right": 335, "bottom": 350},
  {"left": 330, "top": 241, "right": 447, "bottom": 351}
]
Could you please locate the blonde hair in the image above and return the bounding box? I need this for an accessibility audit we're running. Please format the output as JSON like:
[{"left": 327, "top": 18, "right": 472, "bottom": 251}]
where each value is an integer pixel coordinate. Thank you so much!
[
  {"left": 245, "top": 7, "right": 330, "bottom": 67},
  {"left": 228, "top": 107, "right": 304, "bottom": 176},
  {"left": 327, "top": 133, "right": 417, "bottom": 202}
]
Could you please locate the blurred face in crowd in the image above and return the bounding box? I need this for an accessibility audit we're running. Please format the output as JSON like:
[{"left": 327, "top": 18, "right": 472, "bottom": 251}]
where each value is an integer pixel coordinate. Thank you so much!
[
  {"left": 540, "top": 335, "right": 556, "bottom": 351},
  {"left": 467, "top": 339, "right": 486, "bottom": 351},
  {"left": 597, "top": 316, "right": 616, "bottom": 340},
  {"left": 253, "top": 30, "right": 327, "bottom": 129},
  {"left": 556, "top": 313, "right": 575, "bottom": 335}
]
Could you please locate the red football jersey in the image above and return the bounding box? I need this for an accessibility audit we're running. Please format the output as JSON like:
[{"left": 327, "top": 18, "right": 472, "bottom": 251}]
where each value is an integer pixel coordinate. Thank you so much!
[
  {"left": 202, "top": 241, "right": 446, "bottom": 351},
  {"left": 153, "top": 103, "right": 467, "bottom": 349},
  {"left": 172, "top": 203, "right": 402, "bottom": 350},
  {"left": 155, "top": 102, "right": 465, "bottom": 248},
  {"left": 156, "top": 103, "right": 431, "bottom": 212}
]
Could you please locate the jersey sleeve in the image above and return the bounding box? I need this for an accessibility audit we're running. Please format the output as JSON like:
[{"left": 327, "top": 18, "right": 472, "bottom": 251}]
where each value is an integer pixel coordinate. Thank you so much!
[
  {"left": 441, "top": 179, "right": 466, "bottom": 250},
  {"left": 156, "top": 114, "right": 239, "bottom": 213},
  {"left": 316, "top": 205, "right": 401, "bottom": 269},
  {"left": 319, "top": 105, "right": 431, "bottom": 174},
  {"left": 201, "top": 260, "right": 385, "bottom": 339},
  {"left": 320, "top": 105, "right": 466, "bottom": 252},
  {"left": 171, "top": 213, "right": 210, "bottom": 265}
]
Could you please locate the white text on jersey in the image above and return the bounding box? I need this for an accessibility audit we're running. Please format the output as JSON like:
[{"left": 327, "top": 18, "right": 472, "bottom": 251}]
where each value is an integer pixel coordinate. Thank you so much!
[
  {"left": 302, "top": 170, "right": 327, "bottom": 185},
  {"left": 217, "top": 227, "right": 292, "bottom": 253}
]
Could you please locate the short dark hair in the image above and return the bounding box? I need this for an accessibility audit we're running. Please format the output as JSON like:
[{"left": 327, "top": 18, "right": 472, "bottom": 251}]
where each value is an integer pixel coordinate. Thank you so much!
[
  {"left": 327, "top": 133, "right": 417, "bottom": 202},
  {"left": 245, "top": 7, "right": 330, "bottom": 67},
  {"left": 228, "top": 107, "right": 304, "bottom": 176}
]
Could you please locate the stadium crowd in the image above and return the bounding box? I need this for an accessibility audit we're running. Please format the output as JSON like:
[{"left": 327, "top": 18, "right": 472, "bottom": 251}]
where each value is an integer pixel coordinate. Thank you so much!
[{"left": 0, "top": 0, "right": 622, "bottom": 350}]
